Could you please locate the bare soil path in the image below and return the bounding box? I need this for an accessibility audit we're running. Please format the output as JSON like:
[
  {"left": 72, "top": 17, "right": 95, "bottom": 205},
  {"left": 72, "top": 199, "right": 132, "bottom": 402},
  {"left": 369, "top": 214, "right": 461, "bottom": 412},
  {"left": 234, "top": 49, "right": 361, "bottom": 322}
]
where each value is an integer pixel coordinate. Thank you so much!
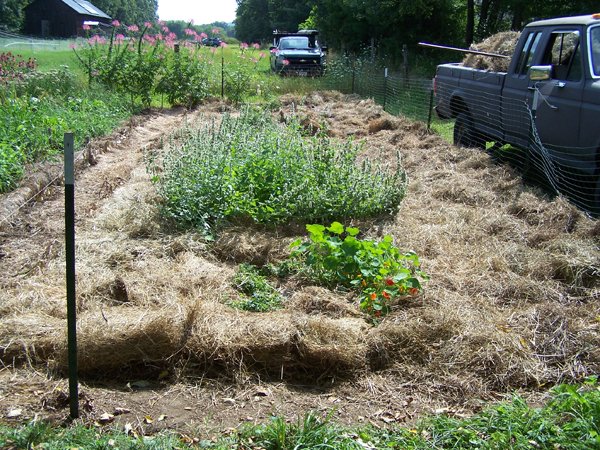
[{"left": 0, "top": 93, "right": 598, "bottom": 438}]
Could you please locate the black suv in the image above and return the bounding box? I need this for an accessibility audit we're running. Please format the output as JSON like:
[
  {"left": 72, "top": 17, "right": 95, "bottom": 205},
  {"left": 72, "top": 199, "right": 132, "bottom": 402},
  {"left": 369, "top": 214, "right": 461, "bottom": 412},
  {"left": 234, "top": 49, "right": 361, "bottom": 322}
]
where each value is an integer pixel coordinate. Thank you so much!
[
  {"left": 202, "top": 37, "right": 222, "bottom": 47},
  {"left": 269, "top": 30, "right": 326, "bottom": 76}
]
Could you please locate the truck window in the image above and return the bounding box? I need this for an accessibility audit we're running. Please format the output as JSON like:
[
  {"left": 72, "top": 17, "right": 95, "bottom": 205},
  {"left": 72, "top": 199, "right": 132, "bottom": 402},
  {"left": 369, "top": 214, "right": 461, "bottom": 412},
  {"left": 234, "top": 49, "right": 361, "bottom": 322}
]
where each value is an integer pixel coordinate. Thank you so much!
[
  {"left": 516, "top": 31, "right": 542, "bottom": 75},
  {"left": 591, "top": 26, "right": 600, "bottom": 77},
  {"left": 542, "top": 31, "right": 582, "bottom": 81}
]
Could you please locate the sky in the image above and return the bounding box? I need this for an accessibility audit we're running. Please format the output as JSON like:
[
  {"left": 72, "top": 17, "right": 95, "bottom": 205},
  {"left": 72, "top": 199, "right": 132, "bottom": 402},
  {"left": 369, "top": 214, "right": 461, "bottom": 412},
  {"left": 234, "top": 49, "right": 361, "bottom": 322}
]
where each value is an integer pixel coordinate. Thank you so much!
[{"left": 157, "top": 0, "right": 237, "bottom": 25}]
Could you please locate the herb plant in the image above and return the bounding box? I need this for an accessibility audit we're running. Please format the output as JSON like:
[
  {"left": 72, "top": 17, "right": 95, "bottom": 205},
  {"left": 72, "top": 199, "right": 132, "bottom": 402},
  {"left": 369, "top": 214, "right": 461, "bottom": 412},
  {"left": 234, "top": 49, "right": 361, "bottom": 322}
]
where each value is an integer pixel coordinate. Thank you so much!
[
  {"left": 291, "top": 222, "right": 428, "bottom": 318},
  {"left": 230, "top": 263, "right": 283, "bottom": 312},
  {"left": 150, "top": 107, "right": 406, "bottom": 235}
]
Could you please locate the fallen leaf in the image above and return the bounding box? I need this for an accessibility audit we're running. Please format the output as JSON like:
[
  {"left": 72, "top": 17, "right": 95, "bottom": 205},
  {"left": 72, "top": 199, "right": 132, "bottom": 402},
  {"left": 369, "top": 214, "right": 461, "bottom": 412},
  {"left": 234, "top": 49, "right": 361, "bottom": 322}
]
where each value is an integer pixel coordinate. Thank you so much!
[
  {"left": 144, "top": 415, "right": 153, "bottom": 424},
  {"left": 99, "top": 413, "right": 115, "bottom": 424},
  {"left": 184, "top": 406, "right": 193, "bottom": 411},
  {"left": 158, "top": 415, "right": 166, "bottom": 421},
  {"left": 7, "top": 409, "right": 22, "bottom": 418},
  {"left": 114, "top": 407, "right": 130, "bottom": 415},
  {"left": 222, "top": 398, "right": 236, "bottom": 406},
  {"left": 254, "top": 388, "right": 270, "bottom": 397},
  {"left": 124, "top": 423, "right": 133, "bottom": 435}
]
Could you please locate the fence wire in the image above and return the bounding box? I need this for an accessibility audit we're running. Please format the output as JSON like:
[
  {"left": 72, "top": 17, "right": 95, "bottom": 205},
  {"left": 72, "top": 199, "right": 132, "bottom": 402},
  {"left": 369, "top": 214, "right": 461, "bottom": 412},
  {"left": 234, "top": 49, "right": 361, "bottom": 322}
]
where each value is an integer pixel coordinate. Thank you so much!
[{"left": 321, "top": 59, "right": 599, "bottom": 217}]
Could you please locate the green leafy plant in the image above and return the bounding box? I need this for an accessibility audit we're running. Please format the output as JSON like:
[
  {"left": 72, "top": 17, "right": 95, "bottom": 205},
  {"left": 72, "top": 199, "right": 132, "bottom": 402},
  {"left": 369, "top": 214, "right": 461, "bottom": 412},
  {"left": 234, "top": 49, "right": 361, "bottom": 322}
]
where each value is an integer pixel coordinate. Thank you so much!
[
  {"left": 291, "top": 222, "right": 428, "bottom": 318},
  {"left": 229, "top": 263, "right": 283, "bottom": 312},
  {"left": 150, "top": 108, "right": 406, "bottom": 235}
]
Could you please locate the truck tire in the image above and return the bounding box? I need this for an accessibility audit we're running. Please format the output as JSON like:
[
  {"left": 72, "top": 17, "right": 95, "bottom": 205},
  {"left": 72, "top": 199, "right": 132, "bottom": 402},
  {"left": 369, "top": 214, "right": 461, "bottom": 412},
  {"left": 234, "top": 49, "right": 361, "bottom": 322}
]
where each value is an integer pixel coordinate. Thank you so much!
[
  {"left": 453, "top": 112, "right": 475, "bottom": 148},
  {"left": 454, "top": 112, "right": 486, "bottom": 149}
]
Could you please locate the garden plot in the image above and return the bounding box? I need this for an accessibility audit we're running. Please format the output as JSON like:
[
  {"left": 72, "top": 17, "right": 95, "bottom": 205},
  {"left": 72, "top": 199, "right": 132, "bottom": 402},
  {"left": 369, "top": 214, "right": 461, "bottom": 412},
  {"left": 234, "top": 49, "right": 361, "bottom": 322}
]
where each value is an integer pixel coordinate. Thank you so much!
[{"left": 0, "top": 92, "right": 598, "bottom": 432}]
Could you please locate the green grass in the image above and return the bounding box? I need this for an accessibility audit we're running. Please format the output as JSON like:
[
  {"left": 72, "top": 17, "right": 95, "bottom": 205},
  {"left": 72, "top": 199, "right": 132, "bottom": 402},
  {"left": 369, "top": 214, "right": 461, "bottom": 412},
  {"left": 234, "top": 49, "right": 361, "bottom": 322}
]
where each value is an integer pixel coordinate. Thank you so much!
[{"left": 1, "top": 378, "right": 598, "bottom": 449}]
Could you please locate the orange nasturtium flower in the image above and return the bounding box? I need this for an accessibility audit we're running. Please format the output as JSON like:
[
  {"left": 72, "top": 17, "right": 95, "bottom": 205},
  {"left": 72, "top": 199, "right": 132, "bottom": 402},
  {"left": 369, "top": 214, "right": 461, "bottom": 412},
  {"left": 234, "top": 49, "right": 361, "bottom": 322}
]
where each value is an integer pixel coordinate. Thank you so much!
[
  {"left": 409, "top": 287, "right": 419, "bottom": 296},
  {"left": 370, "top": 292, "right": 377, "bottom": 300},
  {"left": 382, "top": 291, "right": 391, "bottom": 300},
  {"left": 385, "top": 278, "right": 394, "bottom": 286}
]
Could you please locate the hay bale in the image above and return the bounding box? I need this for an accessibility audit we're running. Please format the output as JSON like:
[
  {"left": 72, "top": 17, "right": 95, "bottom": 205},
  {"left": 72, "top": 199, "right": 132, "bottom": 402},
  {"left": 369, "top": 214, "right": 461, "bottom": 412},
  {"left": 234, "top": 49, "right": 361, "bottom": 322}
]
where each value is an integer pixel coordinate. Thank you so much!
[
  {"left": 296, "top": 316, "right": 369, "bottom": 372},
  {"left": 0, "top": 314, "right": 63, "bottom": 365},
  {"left": 463, "top": 31, "right": 520, "bottom": 72},
  {"left": 56, "top": 308, "right": 185, "bottom": 374},
  {"left": 186, "top": 304, "right": 297, "bottom": 375},
  {"left": 288, "top": 286, "right": 362, "bottom": 319},
  {"left": 212, "top": 228, "right": 294, "bottom": 265}
]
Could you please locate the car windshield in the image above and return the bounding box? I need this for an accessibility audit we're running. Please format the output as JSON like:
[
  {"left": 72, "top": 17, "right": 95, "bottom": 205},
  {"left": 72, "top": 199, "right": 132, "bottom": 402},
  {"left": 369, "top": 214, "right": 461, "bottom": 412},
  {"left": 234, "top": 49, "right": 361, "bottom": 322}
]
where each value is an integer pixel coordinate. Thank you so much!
[
  {"left": 280, "top": 37, "right": 310, "bottom": 50},
  {"left": 591, "top": 26, "right": 600, "bottom": 76}
]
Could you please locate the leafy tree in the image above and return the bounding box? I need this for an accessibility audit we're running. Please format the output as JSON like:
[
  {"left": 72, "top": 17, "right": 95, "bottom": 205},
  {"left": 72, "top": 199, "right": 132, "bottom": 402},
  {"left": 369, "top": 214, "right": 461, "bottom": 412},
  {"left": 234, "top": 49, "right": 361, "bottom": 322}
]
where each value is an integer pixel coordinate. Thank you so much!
[
  {"left": 235, "top": 0, "right": 272, "bottom": 43},
  {"left": 0, "top": 0, "right": 29, "bottom": 31}
]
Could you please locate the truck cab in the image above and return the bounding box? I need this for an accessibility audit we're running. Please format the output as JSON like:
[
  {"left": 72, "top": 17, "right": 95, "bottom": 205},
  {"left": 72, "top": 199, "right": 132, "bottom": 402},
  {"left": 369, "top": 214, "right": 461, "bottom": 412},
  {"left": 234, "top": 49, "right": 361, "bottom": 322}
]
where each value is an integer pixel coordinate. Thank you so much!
[
  {"left": 434, "top": 13, "right": 600, "bottom": 212},
  {"left": 269, "top": 30, "right": 326, "bottom": 76}
]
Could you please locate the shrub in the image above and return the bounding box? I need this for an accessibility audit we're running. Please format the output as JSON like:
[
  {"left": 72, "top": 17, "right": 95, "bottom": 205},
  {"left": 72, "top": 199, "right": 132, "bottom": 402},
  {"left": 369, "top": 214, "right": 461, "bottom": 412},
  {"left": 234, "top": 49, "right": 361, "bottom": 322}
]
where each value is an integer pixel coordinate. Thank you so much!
[{"left": 151, "top": 107, "right": 406, "bottom": 235}]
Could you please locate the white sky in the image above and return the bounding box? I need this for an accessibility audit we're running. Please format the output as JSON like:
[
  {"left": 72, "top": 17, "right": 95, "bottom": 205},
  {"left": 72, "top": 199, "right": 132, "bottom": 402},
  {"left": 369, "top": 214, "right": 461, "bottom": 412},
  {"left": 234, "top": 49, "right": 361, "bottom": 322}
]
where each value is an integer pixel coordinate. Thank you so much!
[{"left": 157, "top": 0, "right": 237, "bottom": 24}]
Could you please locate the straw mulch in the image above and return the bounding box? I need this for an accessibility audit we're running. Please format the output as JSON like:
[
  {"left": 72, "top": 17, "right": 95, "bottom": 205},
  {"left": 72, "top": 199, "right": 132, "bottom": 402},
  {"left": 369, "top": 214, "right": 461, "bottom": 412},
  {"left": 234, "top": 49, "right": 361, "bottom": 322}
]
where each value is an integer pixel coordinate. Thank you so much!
[
  {"left": 463, "top": 31, "right": 521, "bottom": 72},
  {"left": 0, "top": 93, "right": 598, "bottom": 404}
]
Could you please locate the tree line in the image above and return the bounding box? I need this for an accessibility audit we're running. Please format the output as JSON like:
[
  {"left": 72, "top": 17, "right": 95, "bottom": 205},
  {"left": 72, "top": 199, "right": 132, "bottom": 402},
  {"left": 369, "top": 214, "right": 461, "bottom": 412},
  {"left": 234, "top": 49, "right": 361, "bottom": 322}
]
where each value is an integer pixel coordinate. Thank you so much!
[
  {"left": 235, "top": 0, "right": 599, "bottom": 55},
  {"left": 0, "top": 0, "right": 157, "bottom": 31}
]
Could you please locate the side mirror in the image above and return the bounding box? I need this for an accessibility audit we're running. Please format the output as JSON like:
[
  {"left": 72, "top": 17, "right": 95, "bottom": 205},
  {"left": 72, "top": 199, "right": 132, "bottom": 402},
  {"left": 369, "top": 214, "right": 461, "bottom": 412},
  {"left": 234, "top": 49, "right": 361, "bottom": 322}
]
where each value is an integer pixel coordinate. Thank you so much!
[{"left": 529, "top": 65, "right": 552, "bottom": 81}]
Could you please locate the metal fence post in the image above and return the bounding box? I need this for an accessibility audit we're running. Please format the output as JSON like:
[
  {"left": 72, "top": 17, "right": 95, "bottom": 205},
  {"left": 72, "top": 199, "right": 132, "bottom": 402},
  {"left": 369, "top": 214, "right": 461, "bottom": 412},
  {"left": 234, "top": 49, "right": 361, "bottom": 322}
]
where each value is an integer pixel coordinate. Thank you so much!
[
  {"left": 383, "top": 68, "right": 388, "bottom": 111},
  {"left": 64, "top": 132, "right": 79, "bottom": 419},
  {"left": 403, "top": 44, "right": 409, "bottom": 85},
  {"left": 221, "top": 53, "right": 225, "bottom": 98},
  {"left": 427, "top": 88, "right": 434, "bottom": 130}
]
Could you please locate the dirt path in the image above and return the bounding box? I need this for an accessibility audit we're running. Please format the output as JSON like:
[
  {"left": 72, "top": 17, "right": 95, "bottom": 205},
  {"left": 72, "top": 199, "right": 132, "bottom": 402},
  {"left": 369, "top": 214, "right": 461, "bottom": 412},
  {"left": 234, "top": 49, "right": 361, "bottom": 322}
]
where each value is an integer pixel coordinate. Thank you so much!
[{"left": 0, "top": 93, "right": 598, "bottom": 437}]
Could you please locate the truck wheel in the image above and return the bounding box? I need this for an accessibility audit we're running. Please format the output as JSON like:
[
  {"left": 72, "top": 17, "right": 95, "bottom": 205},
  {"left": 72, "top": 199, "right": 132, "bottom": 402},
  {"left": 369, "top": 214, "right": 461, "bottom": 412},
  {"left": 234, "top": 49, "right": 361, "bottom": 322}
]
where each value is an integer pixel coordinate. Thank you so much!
[
  {"left": 454, "top": 112, "right": 475, "bottom": 148},
  {"left": 454, "top": 112, "right": 486, "bottom": 149}
]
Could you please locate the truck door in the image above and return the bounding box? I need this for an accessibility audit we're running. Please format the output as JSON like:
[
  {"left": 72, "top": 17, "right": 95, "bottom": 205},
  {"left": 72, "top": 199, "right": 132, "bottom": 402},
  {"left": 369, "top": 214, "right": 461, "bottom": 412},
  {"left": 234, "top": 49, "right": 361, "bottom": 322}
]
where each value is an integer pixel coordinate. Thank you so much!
[
  {"left": 502, "top": 30, "right": 544, "bottom": 147},
  {"left": 532, "top": 30, "right": 584, "bottom": 149}
]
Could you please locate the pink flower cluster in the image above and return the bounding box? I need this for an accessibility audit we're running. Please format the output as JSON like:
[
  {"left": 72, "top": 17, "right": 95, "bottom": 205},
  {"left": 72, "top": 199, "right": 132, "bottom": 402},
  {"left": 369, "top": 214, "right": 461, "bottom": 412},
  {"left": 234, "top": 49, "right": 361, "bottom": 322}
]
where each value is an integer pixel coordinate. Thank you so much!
[{"left": 0, "top": 52, "right": 37, "bottom": 84}]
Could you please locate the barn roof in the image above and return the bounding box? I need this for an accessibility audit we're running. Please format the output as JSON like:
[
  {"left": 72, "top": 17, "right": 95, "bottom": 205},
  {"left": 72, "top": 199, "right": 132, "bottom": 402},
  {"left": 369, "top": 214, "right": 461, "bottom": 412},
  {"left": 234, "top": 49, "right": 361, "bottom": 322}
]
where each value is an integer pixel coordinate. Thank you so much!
[{"left": 61, "top": 0, "right": 111, "bottom": 19}]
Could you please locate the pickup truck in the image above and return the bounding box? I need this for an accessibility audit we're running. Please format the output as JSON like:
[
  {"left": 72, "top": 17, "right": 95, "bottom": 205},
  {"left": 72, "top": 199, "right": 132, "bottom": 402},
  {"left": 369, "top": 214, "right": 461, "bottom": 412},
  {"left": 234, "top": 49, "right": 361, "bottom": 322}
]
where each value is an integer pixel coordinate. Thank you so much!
[
  {"left": 270, "top": 30, "right": 326, "bottom": 76},
  {"left": 434, "top": 13, "right": 600, "bottom": 210}
]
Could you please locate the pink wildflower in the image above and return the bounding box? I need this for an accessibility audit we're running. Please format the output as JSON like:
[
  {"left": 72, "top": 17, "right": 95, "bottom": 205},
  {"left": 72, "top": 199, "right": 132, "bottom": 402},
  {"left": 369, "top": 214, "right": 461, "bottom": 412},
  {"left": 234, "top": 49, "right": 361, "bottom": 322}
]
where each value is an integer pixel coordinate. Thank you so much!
[
  {"left": 259, "top": 51, "right": 265, "bottom": 59},
  {"left": 111, "top": 19, "right": 120, "bottom": 27},
  {"left": 115, "top": 33, "right": 125, "bottom": 42},
  {"left": 127, "top": 24, "right": 139, "bottom": 32},
  {"left": 162, "top": 26, "right": 169, "bottom": 33},
  {"left": 283, "top": 59, "right": 290, "bottom": 66},
  {"left": 82, "top": 24, "right": 91, "bottom": 31},
  {"left": 252, "top": 43, "right": 260, "bottom": 49},
  {"left": 212, "top": 28, "right": 220, "bottom": 34},
  {"left": 219, "top": 41, "right": 227, "bottom": 48},
  {"left": 144, "top": 21, "right": 153, "bottom": 28},
  {"left": 184, "top": 28, "right": 195, "bottom": 36},
  {"left": 200, "top": 32, "right": 207, "bottom": 39}
]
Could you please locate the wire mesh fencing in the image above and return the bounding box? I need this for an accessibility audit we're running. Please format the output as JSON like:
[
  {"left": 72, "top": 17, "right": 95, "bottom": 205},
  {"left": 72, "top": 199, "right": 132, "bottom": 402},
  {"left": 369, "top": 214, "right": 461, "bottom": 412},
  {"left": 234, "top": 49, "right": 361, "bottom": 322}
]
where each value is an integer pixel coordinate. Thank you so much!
[
  {"left": 319, "top": 57, "right": 599, "bottom": 217},
  {"left": 0, "top": 30, "right": 76, "bottom": 52}
]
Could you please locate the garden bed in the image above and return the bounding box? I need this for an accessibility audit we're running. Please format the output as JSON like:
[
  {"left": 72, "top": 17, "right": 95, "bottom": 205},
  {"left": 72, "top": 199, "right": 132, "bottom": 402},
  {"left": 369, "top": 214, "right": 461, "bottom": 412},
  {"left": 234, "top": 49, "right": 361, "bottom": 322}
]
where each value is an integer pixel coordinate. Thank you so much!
[{"left": 0, "top": 92, "right": 598, "bottom": 433}]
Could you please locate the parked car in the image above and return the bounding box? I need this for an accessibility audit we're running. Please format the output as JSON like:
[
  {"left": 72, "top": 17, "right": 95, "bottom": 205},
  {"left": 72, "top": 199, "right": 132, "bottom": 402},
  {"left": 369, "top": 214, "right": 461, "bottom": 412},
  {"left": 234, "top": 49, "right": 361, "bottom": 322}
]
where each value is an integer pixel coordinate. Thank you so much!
[
  {"left": 270, "top": 30, "right": 326, "bottom": 76},
  {"left": 202, "top": 37, "right": 222, "bottom": 47}
]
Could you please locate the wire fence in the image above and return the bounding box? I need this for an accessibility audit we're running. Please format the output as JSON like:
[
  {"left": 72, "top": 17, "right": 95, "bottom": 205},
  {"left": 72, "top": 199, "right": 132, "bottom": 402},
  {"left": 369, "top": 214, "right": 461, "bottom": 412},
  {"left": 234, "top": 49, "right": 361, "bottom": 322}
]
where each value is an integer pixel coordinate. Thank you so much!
[
  {"left": 0, "top": 30, "right": 76, "bottom": 52},
  {"left": 320, "top": 59, "right": 600, "bottom": 217}
]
